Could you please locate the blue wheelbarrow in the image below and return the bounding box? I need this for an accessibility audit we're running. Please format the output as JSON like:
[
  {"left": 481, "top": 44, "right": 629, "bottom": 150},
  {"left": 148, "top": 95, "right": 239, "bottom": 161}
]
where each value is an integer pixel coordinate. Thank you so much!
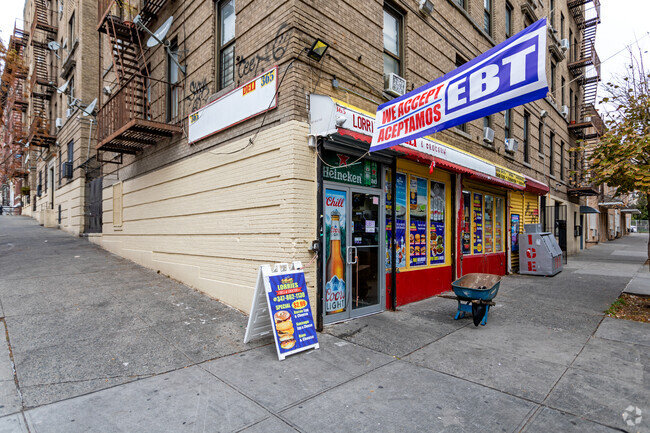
[{"left": 450, "top": 273, "right": 501, "bottom": 326}]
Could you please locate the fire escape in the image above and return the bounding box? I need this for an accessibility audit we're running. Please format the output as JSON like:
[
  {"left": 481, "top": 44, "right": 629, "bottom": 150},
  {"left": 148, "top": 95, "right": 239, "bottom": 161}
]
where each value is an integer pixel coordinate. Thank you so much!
[
  {"left": 0, "top": 25, "right": 30, "bottom": 179},
  {"left": 96, "top": 0, "right": 180, "bottom": 156},
  {"left": 27, "top": 0, "right": 58, "bottom": 150},
  {"left": 567, "top": 0, "right": 603, "bottom": 197}
]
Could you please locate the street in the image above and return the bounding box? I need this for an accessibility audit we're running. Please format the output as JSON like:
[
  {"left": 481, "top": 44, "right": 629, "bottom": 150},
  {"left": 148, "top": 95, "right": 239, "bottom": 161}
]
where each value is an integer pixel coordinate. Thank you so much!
[{"left": 0, "top": 215, "right": 648, "bottom": 433}]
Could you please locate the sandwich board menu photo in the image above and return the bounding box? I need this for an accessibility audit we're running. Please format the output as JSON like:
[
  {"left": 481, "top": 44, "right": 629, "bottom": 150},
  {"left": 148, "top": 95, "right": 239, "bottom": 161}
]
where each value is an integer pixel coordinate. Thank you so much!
[{"left": 244, "top": 262, "right": 319, "bottom": 360}]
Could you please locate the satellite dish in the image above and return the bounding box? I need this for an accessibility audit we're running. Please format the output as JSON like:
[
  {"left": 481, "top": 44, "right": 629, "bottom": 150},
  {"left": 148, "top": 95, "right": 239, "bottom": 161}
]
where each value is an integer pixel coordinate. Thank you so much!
[
  {"left": 47, "top": 41, "right": 60, "bottom": 51},
  {"left": 82, "top": 98, "right": 97, "bottom": 117},
  {"left": 147, "top": 16, "right": 174, "bottom": 48},
  {"left": 56, "top": 79, "right": 70, "bottom": 94}
]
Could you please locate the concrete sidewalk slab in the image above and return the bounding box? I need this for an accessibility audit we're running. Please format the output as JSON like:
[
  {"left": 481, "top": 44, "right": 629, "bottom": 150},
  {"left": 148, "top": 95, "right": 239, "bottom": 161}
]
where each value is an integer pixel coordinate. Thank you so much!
[
  {"left": 545, "top": 367, "right": 650, "bottom": 433},
  {"left": 595, "top": 317, "right": 650, "bottom": 347},
  {"left": 624, "top": 262, "right": 650, "bottom": 296},
  {"left": 571, "top": 336, "right": 650, "bottom": 385},
  {"left": 523, "top": 407, "right": 621, "bottom": 432},
  {"left": 405, "top": 337, "right": 566, "bottom": 402},
  {"left": 0, "top": 414, "right": 28, "bottom": 433},
  {"left": 281, "top": 360, "right": 537, "bottom": 432},
  {"left": 239, "top": 416, "right": 298, "bottom": 432},
  {"left": 0, "top": 380, "right": 21, "bottom": 417},
  {"left": 203, "top": 333, "right": 394, "bottom": 412},
  {"left": 24, "top": 366, "right": 270, "bottom": 433}
]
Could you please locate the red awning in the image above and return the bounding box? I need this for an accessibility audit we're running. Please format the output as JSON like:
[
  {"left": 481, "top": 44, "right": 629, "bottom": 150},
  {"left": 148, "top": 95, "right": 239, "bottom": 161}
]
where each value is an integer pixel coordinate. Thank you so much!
[
  {"left": 336, "top": 127, "right": 372, "bottom": 143},
  {"left": 524, "top": 175, "right": 549, "bottom": 195}
]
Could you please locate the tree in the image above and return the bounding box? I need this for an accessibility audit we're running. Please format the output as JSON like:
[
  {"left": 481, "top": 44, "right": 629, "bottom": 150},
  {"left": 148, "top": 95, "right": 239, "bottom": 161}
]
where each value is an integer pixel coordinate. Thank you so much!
[{"left": 589, "top": 48, "right": 650, "bottom": 260}]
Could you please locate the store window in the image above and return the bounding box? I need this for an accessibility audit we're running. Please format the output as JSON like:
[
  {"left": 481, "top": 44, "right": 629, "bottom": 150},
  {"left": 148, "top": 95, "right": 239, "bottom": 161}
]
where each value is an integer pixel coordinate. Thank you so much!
[
  {"left": 389, "top": 168, "right": 448, "bottom": 270},
  {"left": 217, "top": 0, "right": 236, "bottom": 89},
  {"left": 462, "top": 189, "right": 505, "bottom": 255}
]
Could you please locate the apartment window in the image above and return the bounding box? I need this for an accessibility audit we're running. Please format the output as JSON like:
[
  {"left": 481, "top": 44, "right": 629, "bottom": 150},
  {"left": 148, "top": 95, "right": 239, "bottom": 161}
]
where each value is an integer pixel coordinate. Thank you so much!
[
  {"left": 504, "top": 109, "right": 512, "bottom": 139},
  {"left": 574, "top": 93, "right": 579, "bottom": 122},
  {"left": 68, "top": 12, "right": 75, "bottom": 44},
  {"left": 167, "top": 39, "right": 179, "bottom": 122},
  {"left": 483, "top": 116, "right": 492, "bottom": 145},
  {"left": 505, "top": 3, "right": 513, "bottom": 38},
  {"left": 573, "top": 36, "right": 578, "bottom": 62},
  {"left": 569, "top": 88, "right": 573, "bottom": 121},
  {"left": 560, "top": 13, "right": 565, "bottom": 39},
  {"left": 538, "top": 121, "right": 544, "bottom": 153},
  {"left": 217, "top": 0, "right": 235, "bottom": 89},
  {"left": 67, "top": 140, "right": 73, "bottom": 165},
  {"left": 483, "top": 0, "right": 492, "bottom": 35},
  {"left": 523, "top": 111, "right": 530, "bottom": 163},
  {"left": 560, "top": 140, "right": 564, "bottom": 180},
  {"left": 569, "top": 29, "right": 573, "bottom": 60},
  {"left": 454, "top": 0, "right": 466, "bottom": 9},
  {"left": 549, "top": 131, "right": 555, "bottom": 175},
  {"left": 550, "top": 63, "right": 556, "bottom": 99},
  {"left": 38, "top": 171, "right": 42, "bottom": 196},
  {"left": 561, "top": 76, "right": 565, "bottom": 107},
  {"left": 58, "top": 150, "right": 63, "bottom": 185},
  {"left": 550, "top": 0, "right": 555, "bottom": 29},
  {"left": 383, "top": 5, "right": 402, "bottom": 77}
]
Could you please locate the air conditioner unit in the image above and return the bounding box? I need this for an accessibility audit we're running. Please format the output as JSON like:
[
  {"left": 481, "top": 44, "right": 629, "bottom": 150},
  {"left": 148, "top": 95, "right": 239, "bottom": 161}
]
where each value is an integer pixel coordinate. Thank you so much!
[
  {"left": 560, "top": 39, "right": 570, "bottom": 51},
  {"left": 66, "top": 108, "right": 72, "bottom": 118},
  {"left": 483, "top": 127, "right": 495, "bottom": 144},
  {"left": 55, "top": 118, "right": 63, "bottom": 128},
  {"left": 505, "top": 138, "right": 519, "bottom": 153},
  {"left": 63, "top": 162, "right": 73, "bottom": 179},
  {"left": 419, "top": 0, "right": 434, "bottom": 14},
  {"left": 561, "top": 105, "right": 569, "bottom": 118},
  {"left": 384, "top": 73, "right": 407, "bottom": 97}
]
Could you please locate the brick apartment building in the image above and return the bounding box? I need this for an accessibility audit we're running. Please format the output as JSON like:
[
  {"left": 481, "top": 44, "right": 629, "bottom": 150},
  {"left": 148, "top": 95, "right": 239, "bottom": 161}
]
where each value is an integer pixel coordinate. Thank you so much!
[{"left": 4, "top": 0, "right": 604, "bottom": 327}]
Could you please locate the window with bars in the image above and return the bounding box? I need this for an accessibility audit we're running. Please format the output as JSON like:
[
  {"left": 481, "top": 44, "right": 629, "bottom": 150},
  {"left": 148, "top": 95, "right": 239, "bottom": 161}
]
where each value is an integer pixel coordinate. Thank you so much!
[{"left": 217, "top": 0, "right": 236, "bottom": 90}]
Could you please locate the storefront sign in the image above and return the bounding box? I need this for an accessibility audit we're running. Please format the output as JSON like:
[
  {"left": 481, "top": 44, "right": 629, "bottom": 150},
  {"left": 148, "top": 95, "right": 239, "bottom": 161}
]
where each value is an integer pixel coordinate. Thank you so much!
[
  {"left": 322, "top": 151, "right": 379, "bottom": 188},
  {"left": 395, "top": 173, "right": 407, "bottom": 268},
  {"left": 511, "top": 214, "right": 520, "bottom": 252},
  {"left": 188, "top": 67, "right": 278, "bottom": 144},
  {"left": 495, "top": 167, "right": 525, "bottom": 187},
  {"left": 244, "top": 263, "right": 319, "bottom": 361},
  {"left": 370, "top": 18, "right": 548, "bottom": 152}
]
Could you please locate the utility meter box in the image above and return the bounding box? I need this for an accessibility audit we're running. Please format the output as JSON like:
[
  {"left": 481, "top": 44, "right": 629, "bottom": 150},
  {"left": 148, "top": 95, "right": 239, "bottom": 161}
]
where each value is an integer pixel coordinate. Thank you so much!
[{"left": 519, "top": 232, "right": 563, "bottom": 276}]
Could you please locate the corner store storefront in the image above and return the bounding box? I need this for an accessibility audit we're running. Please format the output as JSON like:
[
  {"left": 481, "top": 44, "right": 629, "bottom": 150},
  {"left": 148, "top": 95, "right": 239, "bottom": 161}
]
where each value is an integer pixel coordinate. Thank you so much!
[{"left": 310, "top": 95, "right": 543, "bottom": 326}]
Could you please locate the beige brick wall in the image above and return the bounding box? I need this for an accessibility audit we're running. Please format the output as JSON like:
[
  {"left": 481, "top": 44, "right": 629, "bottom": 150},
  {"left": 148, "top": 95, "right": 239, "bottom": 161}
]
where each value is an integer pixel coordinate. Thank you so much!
[{"left": 98, "top": 120, "right": 317, "bottom": 313}]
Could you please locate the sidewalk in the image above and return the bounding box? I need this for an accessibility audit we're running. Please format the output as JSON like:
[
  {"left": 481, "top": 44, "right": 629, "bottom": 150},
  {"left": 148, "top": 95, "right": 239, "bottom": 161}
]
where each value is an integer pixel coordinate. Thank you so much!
[{"left": 0, "top": 215, "right": 648, "bottom": 432}]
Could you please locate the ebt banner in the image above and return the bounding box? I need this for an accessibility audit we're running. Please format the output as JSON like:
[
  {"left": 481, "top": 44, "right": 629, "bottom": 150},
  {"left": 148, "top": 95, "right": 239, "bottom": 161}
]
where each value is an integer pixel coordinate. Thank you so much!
[{"left": 371, "top": 18, "right": 548, "bottom": 152}]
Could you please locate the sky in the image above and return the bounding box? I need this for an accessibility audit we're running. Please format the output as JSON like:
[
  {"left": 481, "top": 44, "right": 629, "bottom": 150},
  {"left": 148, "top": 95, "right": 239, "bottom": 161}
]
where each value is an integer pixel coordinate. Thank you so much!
[{"left": 0, "top": 0, "right": 648, "bottom": 102}]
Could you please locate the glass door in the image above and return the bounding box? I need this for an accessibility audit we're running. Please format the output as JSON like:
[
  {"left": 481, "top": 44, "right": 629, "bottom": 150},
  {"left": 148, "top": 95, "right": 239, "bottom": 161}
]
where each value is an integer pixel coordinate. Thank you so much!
[
  {"left": 350, "top": 191, "right": 381, "bottom": 315},
  {"left": 324, "top": 185, "right": 384, "bottom": 324}
]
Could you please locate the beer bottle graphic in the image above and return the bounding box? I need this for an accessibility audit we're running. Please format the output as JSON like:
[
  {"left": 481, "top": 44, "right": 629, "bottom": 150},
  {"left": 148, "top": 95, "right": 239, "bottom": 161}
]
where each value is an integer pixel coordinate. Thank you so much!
[{"left": 326, "top": 209, "right": 346, "bottom": 314}]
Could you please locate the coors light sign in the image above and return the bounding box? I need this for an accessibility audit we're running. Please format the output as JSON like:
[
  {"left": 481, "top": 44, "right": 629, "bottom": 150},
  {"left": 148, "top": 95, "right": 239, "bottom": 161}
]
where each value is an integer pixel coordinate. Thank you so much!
[{"left": 326, "top": 206, "right": 346, "bottom": 314}]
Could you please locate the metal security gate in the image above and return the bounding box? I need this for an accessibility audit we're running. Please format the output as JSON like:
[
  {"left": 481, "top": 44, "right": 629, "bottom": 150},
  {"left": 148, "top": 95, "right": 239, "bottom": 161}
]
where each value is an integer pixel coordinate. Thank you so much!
[
  {"left": 543, "top": 204, "right": 567, "bottom": 264},
  {"left": 85, "top": 177, "right": 103, "bottom": 233}
]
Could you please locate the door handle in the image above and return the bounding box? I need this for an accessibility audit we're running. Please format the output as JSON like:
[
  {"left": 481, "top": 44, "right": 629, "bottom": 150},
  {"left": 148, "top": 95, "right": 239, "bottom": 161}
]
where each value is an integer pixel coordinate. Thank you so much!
[{"left": 347, "top": 246, "right": 358, "bottom": 264}]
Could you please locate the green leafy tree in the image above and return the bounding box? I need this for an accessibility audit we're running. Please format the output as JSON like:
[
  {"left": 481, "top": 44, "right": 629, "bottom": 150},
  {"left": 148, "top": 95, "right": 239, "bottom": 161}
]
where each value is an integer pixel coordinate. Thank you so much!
[{"left": 589, "top": 48, "right": 650, "bottom": 259}]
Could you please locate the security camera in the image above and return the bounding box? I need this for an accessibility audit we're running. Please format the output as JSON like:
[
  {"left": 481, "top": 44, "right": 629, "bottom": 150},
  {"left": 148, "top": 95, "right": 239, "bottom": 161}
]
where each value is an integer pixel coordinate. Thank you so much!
[
  {"left": 540, "top": 110, "right": 548, "bottom": 118},
  {"left": 335, "top": 114, "right": 347, "bottom": 127}
]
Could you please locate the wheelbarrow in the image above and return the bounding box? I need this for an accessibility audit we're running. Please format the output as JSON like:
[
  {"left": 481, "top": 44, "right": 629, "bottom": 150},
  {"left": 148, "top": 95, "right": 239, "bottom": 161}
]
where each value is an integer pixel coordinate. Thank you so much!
[{"left": 448, "top": 273, "right": 501, "bottom": 326}]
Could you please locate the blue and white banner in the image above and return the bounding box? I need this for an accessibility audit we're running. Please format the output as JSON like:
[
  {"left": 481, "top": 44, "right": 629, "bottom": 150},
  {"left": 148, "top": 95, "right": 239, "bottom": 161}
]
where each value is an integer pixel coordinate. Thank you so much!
[{"left": 370, "top": 18, "right": 548, "bottom": 152}]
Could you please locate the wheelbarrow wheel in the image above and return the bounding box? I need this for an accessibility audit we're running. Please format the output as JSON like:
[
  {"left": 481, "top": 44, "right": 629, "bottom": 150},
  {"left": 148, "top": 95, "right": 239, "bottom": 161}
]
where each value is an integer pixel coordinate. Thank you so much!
[{"left": 472, "top": 303, "right": 487, "bottom": 327}]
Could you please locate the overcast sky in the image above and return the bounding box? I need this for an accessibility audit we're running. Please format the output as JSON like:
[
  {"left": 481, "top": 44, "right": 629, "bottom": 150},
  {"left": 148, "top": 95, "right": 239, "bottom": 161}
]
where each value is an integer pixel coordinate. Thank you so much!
[{"left": 1, "top": 1, "right": 648, "bottom": 103}]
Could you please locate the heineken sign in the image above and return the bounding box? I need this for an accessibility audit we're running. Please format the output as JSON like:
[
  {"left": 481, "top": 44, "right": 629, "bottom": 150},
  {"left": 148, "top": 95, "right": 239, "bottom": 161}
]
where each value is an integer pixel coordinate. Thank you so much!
[{"left": 322, "top": 151, "right": 379, "bottom": 188}]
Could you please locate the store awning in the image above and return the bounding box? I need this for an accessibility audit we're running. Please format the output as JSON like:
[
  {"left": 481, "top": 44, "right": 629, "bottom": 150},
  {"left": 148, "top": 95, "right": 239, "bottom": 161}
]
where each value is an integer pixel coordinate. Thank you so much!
[
  {"left": 524, "top": 175, "right": 549, "bottom": 195},
  {"left": 580, "top": 205, "right": 600, "bottom": 214},
  {"left": 309, "top": 94, "right": 527, "bottom": 191},
  {"left": 598, "top": 201, "right": 625, "bottom": 208}
]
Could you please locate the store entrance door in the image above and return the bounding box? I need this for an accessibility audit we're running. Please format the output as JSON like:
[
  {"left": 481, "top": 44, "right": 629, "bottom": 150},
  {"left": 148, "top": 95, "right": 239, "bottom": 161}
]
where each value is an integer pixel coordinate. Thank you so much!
[{"left": 323, "top": 185, "right": 384, "bottom": 324}]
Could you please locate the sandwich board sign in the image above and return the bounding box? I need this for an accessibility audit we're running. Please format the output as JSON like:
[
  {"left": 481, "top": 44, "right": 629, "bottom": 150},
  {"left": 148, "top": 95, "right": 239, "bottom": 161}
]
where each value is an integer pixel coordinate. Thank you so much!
[
  {"left": 370, "top": 18, "right": 548, "bottom": 152},
  {"left": 244, "top": 262, "right": 319, "bottom": 360}
]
